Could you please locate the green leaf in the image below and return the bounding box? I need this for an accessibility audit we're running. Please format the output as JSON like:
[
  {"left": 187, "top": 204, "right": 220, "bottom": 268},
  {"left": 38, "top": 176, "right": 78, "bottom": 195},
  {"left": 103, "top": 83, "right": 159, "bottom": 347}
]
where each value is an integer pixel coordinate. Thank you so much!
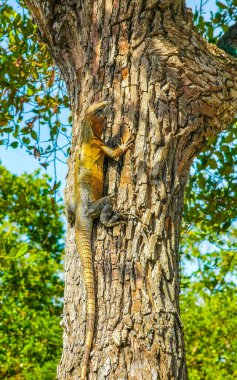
[
  {"left": 216, "top": 1, "right": 228, "bottom": 9},
  {"left": 10, "top": 141, "right": 18, "bottom": 148},
  {"left": 14, "top": 244, "right": 28, "bottom": 258},
  {"left": 9, "top": 247, "right": 17, "bottom": 257},
  {"left": 31, "top": 130, "right": 38, "bottom": 140},
  {"left": 27, "top": 88, "right": 34, "bottom": 96},
  {"left": 22, "top": 137, "right": 30, "bottom": 145}
]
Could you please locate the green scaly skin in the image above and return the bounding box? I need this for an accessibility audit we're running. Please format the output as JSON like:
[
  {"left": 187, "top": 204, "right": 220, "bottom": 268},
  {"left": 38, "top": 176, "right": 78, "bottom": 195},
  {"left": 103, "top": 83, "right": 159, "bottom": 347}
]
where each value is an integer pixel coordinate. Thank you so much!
[{"left": 73, "top": 101, "right": 133, "bottom": 379}]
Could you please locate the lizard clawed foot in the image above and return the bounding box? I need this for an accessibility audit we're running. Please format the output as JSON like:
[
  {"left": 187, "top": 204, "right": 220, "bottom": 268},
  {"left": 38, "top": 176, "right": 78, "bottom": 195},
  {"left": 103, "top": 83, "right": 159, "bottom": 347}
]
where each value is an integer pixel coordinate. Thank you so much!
[
  {"left": 100, "top": 201, "right": 128, "bottom": 227},
  {"left": 119, "top": 137, "right": 134, "bottom": 153}
]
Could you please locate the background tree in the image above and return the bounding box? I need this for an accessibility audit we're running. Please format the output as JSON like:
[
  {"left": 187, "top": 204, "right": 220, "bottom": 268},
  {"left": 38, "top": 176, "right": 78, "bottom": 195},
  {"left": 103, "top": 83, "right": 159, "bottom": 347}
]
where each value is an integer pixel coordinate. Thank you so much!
[
  {"left": 180, "top": 4, "right": 237, "bottom": 378},
  {"left": 0, "top": 0, "right": 70, "bottom": 174},
  {"left": 181, "top": 285, "right": 237, "bottom": 380},
  {"left": 0, "top": 164, "right": 64, "bottom": 379}
]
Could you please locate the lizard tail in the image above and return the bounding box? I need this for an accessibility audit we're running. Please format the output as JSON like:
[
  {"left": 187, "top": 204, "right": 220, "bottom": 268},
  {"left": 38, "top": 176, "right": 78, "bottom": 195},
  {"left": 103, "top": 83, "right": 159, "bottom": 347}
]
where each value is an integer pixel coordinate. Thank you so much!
[{"left": 75, "top": 218, "right": 95, "bottom": 380}]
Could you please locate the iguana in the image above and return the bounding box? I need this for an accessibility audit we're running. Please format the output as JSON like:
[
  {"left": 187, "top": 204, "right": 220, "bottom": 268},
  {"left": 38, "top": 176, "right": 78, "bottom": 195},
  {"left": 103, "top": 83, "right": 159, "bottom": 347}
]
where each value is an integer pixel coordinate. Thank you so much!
[{"left": 67, "top": 101, "right": 133, "bottom": 380}]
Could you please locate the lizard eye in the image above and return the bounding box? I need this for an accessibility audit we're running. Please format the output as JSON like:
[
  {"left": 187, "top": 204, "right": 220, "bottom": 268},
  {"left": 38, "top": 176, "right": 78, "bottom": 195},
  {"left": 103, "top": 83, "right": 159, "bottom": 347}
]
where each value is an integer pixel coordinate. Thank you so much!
[{"left": 95, "top": 108, "right": 103, "bottom": 116}]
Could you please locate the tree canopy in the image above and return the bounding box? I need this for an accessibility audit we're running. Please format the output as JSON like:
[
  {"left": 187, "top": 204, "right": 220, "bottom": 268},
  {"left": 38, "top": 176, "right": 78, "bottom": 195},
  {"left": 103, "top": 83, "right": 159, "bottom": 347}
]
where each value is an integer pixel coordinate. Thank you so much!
[
  {"left": 0, "top": 0, "right": 70, "bottom": 171},
  {"left": 0, "top": 164, "right": 64, "bottom": 379}
]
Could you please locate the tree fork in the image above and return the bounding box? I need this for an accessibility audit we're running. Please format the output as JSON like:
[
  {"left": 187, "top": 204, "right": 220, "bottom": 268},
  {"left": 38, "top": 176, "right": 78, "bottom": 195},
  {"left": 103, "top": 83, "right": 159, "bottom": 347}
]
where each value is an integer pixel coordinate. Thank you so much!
[{"left": 25, "top": 1, "right": 237, "bottom": 379}]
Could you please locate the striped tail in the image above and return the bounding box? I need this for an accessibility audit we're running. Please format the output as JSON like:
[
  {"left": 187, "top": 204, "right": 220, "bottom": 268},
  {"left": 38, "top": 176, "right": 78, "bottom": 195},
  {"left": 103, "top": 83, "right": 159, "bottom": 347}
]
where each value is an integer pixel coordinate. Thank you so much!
[{"left": 75, "top": 218, "right": 95, "bottom": 380}]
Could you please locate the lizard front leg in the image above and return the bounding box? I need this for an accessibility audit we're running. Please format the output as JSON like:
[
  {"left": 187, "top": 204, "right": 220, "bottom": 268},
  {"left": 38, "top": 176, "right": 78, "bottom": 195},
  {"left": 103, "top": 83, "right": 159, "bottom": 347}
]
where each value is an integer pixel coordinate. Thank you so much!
[{"left": 100, "top": 137, "right": 134, "bottom": 160}]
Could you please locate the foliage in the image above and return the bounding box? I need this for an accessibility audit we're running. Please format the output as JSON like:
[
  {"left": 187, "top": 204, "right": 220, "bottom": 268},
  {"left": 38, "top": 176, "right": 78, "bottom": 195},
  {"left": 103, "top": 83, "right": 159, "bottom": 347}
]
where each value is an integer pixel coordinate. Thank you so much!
[
  {"left": 181, "top": 285, "right": 237, "bottom": 380},
  {"left": 0, "top": 164, "right": 64, "bottom": 379},
  {"left": 182, "top": 0, "right": 237, "bottom": 292},
  {"left": 193, "top": 0, "right": 237, "bottom": 42},
  {"left": 0, "top": 0, "right": 71, "bottom": 170},
  {"left": 180, "top": 2, "right": 237, "bottom": 379},
  {"left": 182, "top": 121, "right": 237, "bottom": 289}
]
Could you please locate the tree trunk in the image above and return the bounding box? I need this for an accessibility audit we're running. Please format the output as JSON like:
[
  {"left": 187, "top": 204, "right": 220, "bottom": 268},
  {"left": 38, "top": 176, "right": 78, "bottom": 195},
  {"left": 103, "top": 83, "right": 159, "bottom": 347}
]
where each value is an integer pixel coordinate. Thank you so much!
[{"left": 25, "top": 1, "right": 237, "bottom": 379}]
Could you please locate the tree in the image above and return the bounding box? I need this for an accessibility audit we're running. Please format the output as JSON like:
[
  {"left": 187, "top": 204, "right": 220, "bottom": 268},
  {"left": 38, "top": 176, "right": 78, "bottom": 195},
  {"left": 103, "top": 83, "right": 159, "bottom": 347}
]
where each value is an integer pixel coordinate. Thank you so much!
[
  {"left": 0, "top": 165, "right": 64, "bottom": 379},
  {"left": 2, "top": 0, "right": 237, "bottom": 379}
]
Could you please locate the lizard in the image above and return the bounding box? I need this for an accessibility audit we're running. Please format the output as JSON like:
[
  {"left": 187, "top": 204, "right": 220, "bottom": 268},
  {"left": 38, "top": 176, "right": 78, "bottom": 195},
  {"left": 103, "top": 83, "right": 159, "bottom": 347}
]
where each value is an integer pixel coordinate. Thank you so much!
[{"left": 67, "top": 101, "right": 133, "bottom": 380}]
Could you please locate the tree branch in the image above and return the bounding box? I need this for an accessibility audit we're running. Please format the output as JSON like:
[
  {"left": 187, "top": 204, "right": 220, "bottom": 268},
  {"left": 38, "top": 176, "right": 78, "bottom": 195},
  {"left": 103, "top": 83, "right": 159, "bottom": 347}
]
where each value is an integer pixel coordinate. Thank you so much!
[
  {"left": 143, "top": 9, "right": 237, "bottom": 162},
  {"left": 24, "top": 0, "right": 89, "bottom": 102}
]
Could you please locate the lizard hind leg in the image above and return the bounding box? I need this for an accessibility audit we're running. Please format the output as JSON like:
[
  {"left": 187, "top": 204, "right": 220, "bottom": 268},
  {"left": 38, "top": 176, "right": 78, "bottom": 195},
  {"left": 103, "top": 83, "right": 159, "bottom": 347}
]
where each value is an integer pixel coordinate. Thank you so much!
[
  {"left": 86, "top": 195, "right": 127, "bottom": 227},
  {"left": 100, "top": 201, "right": 127, "bottom": 228},
  {"left": 86, "top": 195, "right": 111, "bottom": 219}
]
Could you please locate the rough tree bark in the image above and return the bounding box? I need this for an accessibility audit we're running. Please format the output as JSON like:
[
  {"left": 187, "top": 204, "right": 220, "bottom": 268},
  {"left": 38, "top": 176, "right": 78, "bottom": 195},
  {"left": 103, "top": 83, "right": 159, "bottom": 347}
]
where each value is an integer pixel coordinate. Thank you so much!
[{"left": 25, "top": 1, "right": 237, "bottom": 379}]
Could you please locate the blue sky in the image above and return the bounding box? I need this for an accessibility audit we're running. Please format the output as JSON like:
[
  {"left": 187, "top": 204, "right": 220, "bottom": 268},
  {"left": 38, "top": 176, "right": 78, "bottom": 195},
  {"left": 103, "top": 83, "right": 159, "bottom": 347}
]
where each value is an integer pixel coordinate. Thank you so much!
[{"left": 0, "top": 0, "right": 219, "bottom": 195}]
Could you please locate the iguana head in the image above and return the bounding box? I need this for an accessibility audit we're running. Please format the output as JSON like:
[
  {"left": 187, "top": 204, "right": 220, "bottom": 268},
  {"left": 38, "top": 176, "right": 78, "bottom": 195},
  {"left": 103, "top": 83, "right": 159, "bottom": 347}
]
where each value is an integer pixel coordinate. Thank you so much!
[{"left": 85, "top": 101, "right": 109, "bottom": 138}]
